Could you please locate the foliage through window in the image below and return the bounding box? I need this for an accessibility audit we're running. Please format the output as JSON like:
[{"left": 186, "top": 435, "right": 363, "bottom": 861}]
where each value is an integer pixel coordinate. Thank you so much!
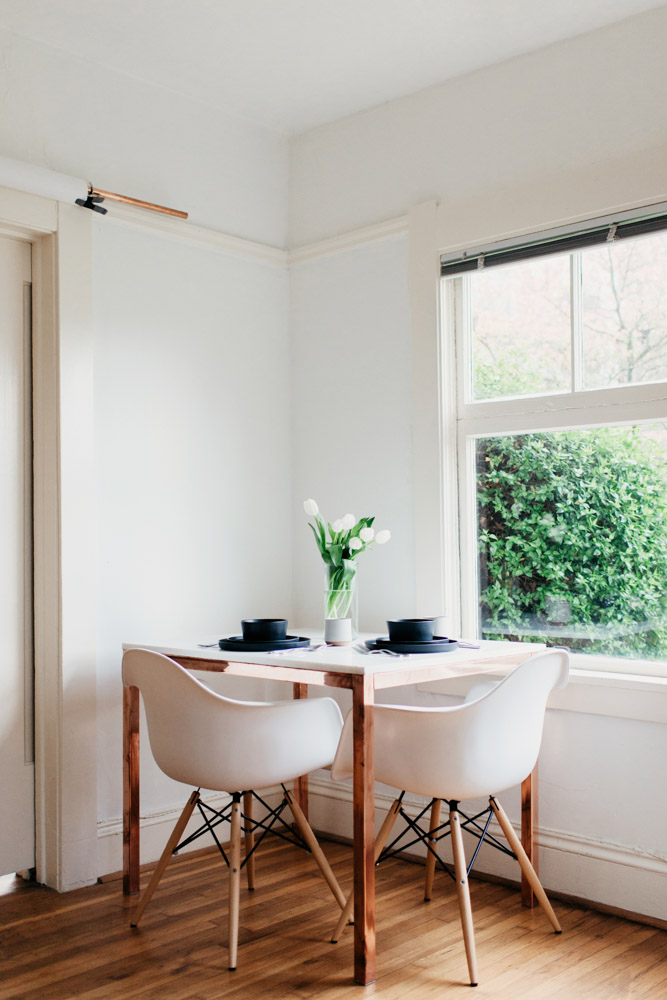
[
  {"left": 476, "top": 427, "right": 667, "bottom": 659},
  {"left": 443, "top": 211, "right": 667, "bottom": 671}
]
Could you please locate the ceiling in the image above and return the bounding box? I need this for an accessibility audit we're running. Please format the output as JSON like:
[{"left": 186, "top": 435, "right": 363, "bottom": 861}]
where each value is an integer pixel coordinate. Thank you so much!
[{"left": 0, "top": 0, "right": 663, "bottom": 133}]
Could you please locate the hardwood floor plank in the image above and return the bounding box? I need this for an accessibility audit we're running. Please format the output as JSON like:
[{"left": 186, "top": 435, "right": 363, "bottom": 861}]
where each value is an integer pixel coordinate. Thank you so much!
[{"left": 1, "top": 839, "right": 665, "bottom": 1000}]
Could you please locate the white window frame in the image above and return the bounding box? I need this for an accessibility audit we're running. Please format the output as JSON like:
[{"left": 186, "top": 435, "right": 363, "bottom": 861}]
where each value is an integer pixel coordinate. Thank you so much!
[{"left": 441, "top": 212, "right": 667, "bottom": 680}]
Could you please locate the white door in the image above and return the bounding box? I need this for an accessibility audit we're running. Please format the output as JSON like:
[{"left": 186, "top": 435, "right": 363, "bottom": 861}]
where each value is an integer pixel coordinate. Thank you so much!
[{"left": 0, "top": 234, "right": 34, "bottom": 875}]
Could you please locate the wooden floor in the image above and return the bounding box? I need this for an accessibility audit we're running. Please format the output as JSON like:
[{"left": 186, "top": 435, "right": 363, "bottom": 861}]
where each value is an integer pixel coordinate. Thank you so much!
[{"left": 1, "top": 838, "right": 666, "bottom": 1000}]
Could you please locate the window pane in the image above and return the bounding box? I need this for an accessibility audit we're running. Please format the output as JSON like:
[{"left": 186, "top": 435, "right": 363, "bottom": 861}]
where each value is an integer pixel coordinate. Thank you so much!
[
  {"left": 468, "top": 255, "right": 571, "bottom": 401},
  {"left": 582, "top": 231, "right": 667, "bottom": 389},
  {"left": 476, "top": 425, "right": 667, "bottom": 660}
]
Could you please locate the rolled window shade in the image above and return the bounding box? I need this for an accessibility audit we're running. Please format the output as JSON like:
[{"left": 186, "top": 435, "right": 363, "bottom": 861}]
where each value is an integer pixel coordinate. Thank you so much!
[
  {"left": 441, "top": 210, "right": 667, "bottom": 277},
  {"left": 0, "top": 154, "right": 88, "bottom": 204}
]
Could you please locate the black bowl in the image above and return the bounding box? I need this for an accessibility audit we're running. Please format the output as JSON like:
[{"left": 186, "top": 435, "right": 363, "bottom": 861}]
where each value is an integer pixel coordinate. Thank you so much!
[
  {"left": 241, "top": 618, "right": 288, "bottom": 642},
  {"left": 387, "top": 618, "right": 436, "bottom": 642}
]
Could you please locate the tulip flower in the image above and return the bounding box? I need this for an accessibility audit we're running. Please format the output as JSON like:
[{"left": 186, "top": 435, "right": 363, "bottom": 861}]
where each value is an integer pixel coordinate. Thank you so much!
[{"left": 302, "top": 500, "right": 391, "bottom": 623}]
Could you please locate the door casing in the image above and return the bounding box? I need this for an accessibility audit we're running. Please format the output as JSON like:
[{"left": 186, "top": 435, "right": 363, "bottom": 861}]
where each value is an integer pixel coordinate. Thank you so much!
[{"left": 1, "top": 188, "right": 97, "bottom": 891}]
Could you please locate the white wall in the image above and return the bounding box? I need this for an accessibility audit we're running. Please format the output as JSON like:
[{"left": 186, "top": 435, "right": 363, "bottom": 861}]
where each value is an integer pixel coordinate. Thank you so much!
[
  {"left": 289, "top": 7, "right": 667, "bottom": 920},
  {"left": 3, "top": 7, "right": 666, "bottom": 915},
  {"left": 0, "top": 26, "right": 288, "bottom": 246},
  {"left": 290, "top": 236, "right": 415, "bottom": 631},
  {"left": 94, "top": 220, "right": 291, "bottom": 834},
  {"left": 1, "top": 23, "right": 294, "bottom": 880},
  {"left": 289, "top": 7, "right": 667, "bottom": 247}
]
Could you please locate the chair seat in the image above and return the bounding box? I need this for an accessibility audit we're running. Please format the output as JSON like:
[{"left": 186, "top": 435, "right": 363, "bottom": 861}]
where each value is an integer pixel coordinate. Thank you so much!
[
  {"left": 330, "top": 648, "right": 569, "bottom": 986},
  {"left": 122, "top": 648, "right": 346, "bottom": 970},
  {"left": 123, "top": 647, "right": 343, "bottom": 791}
]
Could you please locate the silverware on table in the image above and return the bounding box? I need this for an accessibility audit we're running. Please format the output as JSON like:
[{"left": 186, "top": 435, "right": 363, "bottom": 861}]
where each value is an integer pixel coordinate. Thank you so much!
[
  {"left": 353, "top": 639, "right": 481, "bottom": 656},
  {"left": 353, "top": 642, "right": 405, "bottom": 657},
  {"left": 267, "top": 643, "right": 325, "bottom": 655},
  {"left": 198, "top": 639, "right": 479, "bottom": 654},
  {"left": 198, "top": 641, "right": 325, "bottom": 653}
]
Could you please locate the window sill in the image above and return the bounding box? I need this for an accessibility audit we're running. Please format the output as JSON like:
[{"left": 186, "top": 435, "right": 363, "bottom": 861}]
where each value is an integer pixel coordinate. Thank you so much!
[{"left": 418, "top": 667, "right": 667, "bottom": 724}]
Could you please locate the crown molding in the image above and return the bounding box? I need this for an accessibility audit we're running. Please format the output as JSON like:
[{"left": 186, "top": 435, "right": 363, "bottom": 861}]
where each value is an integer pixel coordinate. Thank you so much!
[
  {"left": 101, "top": 201, "right": 288, "bottom": 267},
  {"left": 92, "top": 200, "right": 409, "bottom": 270},
  {"left": 288, "top": 215, "right": 409, "bottom": 267}
]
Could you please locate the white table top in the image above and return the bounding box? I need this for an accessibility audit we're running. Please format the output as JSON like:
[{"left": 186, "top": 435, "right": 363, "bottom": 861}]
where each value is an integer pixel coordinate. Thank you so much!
[{"left": 122, "top": 635, "right": 539, "bottom": 677}]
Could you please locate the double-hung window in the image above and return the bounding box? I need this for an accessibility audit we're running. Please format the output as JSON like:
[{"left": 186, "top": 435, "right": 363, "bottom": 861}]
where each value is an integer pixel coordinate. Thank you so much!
[{"left": 441, "top": 207, "right": 667, "bottom": 677}]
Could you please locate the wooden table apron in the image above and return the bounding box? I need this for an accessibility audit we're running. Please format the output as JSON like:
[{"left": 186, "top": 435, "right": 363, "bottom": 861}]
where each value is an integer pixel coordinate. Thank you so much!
[{"left": 122, "top": 646, "right": 540, "bottom": 986}]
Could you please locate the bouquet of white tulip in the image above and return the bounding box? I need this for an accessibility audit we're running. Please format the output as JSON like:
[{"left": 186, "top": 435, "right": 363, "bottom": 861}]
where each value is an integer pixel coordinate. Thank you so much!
[{"left": 303, "top": 499, "right": 390, "bottom": 622}]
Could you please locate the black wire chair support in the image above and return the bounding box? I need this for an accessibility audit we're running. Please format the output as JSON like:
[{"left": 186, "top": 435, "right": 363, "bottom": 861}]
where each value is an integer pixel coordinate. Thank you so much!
[
  {"left": 173, "top": 785, "right": 309, "bottom": 870},
  {"left": 174, "top": 790, "right": 231, "bottom": 862},
  {"left": 379, "top": 797, "right": 457, "bottom": 882},
  {"left": 377, "top": 797, "right": 517, "bottom": 881}
]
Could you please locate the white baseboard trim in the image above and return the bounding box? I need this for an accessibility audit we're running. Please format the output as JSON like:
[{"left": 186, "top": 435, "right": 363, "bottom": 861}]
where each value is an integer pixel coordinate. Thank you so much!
[
  {"left": 306, "top": 775, "right": 667, "bottom": 922},
  {"left": 98, "top": 775, "right": 666, "bottom": 921}
]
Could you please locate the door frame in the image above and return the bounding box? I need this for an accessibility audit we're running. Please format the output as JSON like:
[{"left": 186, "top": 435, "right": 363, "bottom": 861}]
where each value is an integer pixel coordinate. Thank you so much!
[{"left": 0, "top": 185, "right": 97, "bottom": 891}]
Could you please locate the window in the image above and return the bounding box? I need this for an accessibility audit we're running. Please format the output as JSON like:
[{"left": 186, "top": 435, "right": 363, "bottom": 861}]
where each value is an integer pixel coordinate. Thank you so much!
[{"left": 441, "top": 207, "right": 667, "bottom": 677}]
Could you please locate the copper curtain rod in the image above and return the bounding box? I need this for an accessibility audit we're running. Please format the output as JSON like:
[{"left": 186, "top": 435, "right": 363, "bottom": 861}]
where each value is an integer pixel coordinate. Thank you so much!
[{"left": 90, "top": 185, "right": 188, "bottom": 220}]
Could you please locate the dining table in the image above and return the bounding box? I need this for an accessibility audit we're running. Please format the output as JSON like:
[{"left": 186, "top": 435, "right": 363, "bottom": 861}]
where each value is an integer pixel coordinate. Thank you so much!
[{"left": 122, "top": 635, "right": 545, "bottom": 986}]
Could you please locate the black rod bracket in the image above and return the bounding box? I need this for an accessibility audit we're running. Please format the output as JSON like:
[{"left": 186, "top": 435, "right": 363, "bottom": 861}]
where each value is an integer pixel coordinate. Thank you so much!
[{"left": 75, "top": 193, "right": 107, "bottom": 214}]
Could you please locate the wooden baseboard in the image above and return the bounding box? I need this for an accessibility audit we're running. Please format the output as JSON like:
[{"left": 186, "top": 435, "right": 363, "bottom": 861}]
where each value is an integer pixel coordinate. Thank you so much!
[{"left": 98, "top": 842, "right": 220, "bottom": 884}]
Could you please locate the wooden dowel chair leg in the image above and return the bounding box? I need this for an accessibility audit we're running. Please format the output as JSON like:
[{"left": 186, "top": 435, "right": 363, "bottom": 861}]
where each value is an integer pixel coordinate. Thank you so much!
[
  {"left": 228, "top": 795, "right": 242, "bottom": 971},
  {"left": 450, "top": 804, "right": 478, "bottom": 987},
  {"left": 489, "top": 796, "right": 562, "bottom": 934},
  {"left": 285, "top": 788, "right": 346, "bottom": 911},
  {"left": 130, "top": 789, "right": 199, "bottom": 927},
  {"left": 243, "top": 791, "right": 255, "bottom": 891},
  {"left": 424, "top": 798, "right": 442, "bottom": 901},
  {"left": 331, "top": 796, "right": 402, "bottom": 944}
]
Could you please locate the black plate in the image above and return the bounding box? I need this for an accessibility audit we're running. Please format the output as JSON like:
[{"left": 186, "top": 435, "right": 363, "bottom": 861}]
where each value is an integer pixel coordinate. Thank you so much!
[
  {"left": 368, "top": 636, "right": 459, "bottom": 654},
  {"left": 218, "top": 635, "right": 311, "bottom": 652}
]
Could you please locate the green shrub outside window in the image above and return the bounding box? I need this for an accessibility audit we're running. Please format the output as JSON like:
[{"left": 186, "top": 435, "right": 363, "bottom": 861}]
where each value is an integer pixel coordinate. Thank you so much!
[{"left": 477, "top": 427, "right": 667, "bottom": 659}]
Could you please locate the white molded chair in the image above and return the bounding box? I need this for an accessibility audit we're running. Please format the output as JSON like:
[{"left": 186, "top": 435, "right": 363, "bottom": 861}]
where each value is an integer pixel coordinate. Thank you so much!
[
  {"left": 330, "top": 648, "right": 569, "bottom": 987},
  {"left": 122, "top": 648, "right": 346, "bottom": 970}
]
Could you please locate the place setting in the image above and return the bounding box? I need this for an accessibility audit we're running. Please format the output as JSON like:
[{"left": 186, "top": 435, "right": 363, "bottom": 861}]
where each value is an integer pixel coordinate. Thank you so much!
[
  {"left": 207, "top": 616, "right": 478, "bottom": 658},
  {"left": 206, "top": 500, "right": 480, "bottom": 660},
  {"left": 358, "top": 617, "right": 460, "bottom": 656},
  {"left": 216, "top": 618, "right": 315, "bottom": 652}
]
